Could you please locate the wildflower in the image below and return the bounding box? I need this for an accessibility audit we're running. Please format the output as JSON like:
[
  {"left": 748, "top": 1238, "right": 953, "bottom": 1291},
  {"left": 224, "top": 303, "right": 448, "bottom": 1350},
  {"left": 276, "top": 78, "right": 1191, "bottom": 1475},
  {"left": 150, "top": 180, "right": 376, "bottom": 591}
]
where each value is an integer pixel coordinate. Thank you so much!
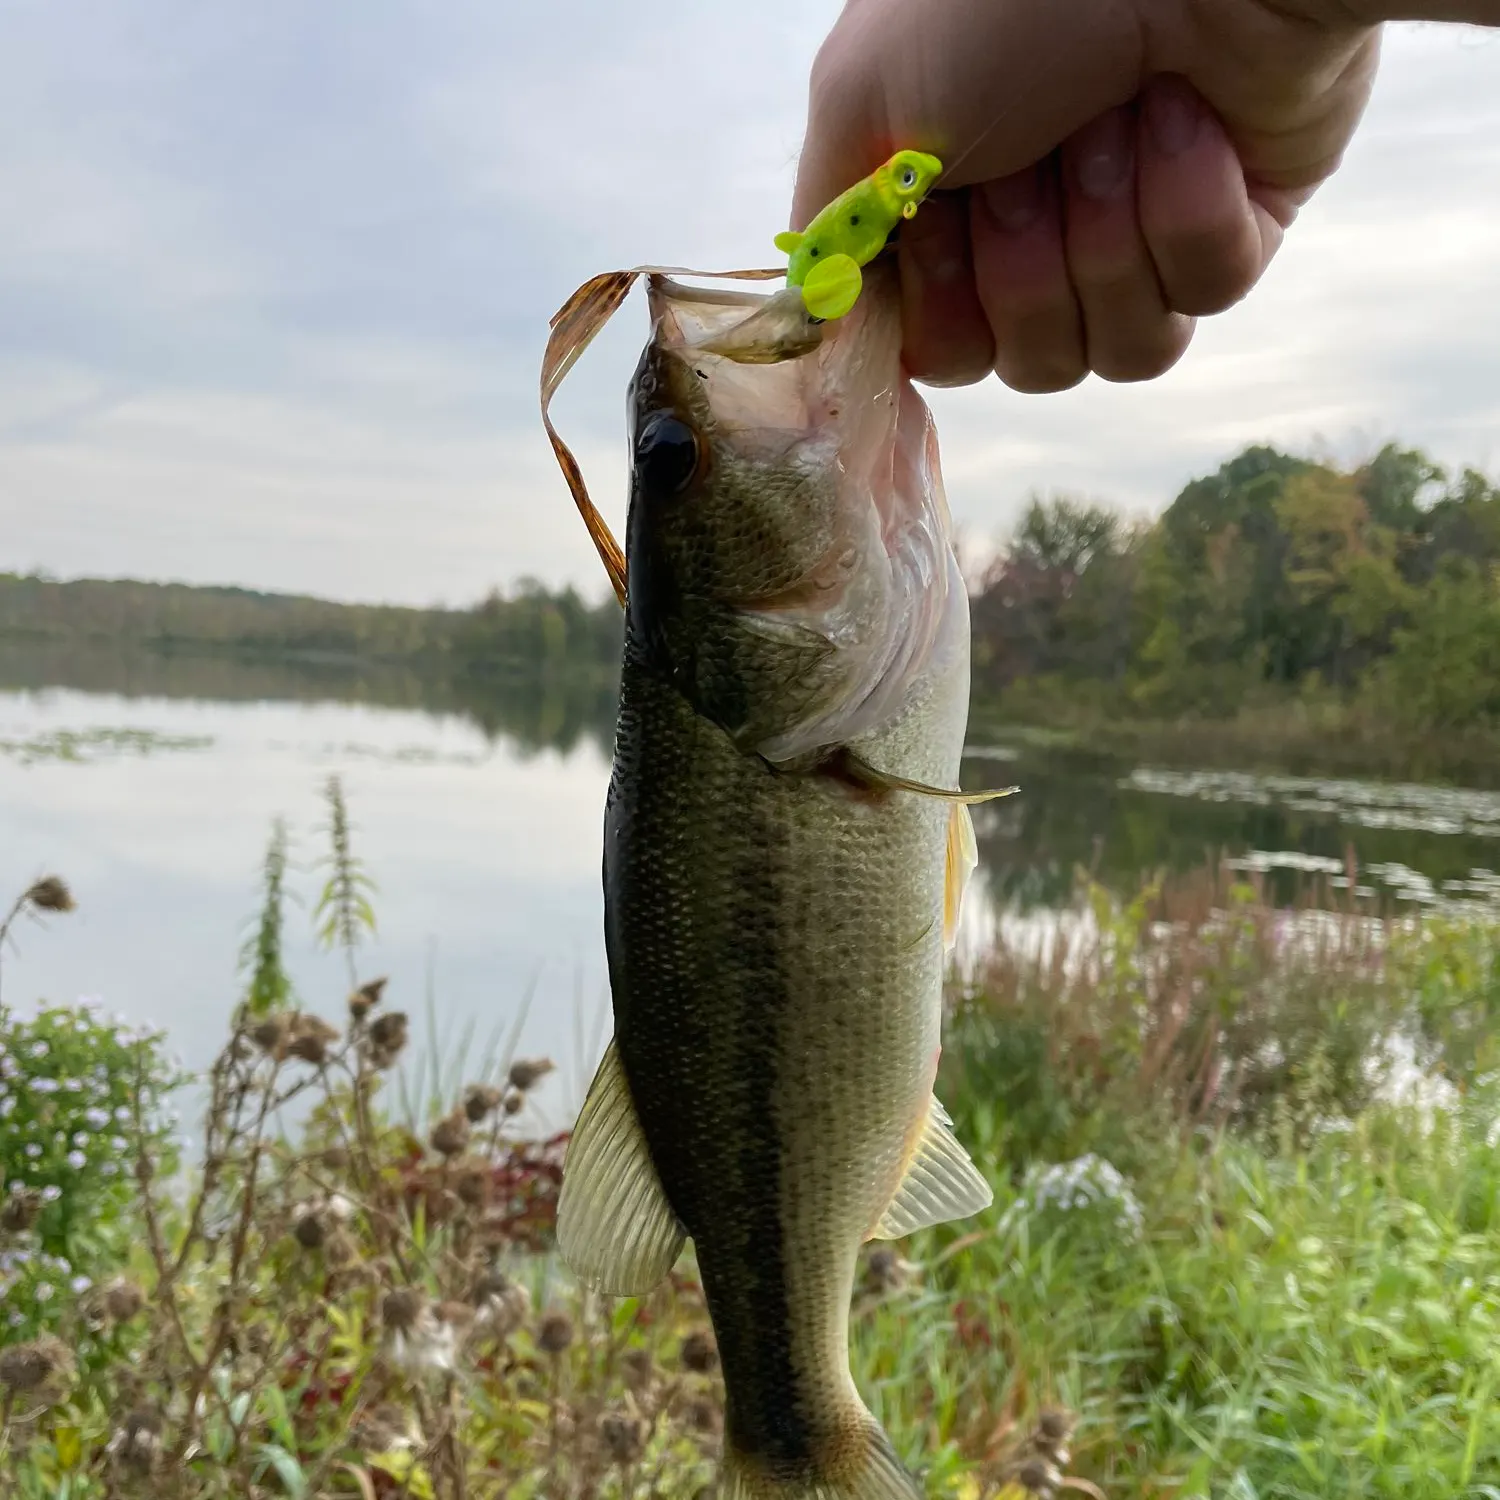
[
  {"left": 600, "top": 1408, "right": 648, "bottom": 1466},
  {"left": 430, "top": 1107, "right": 471, "bottom": 1159},
  {"left": 24, "top": 1143, "right": 42, "bottom": 1158},
  {"left": 70, "top": 1274, "right": 92, "bottom": 1295},
  {"left": 0, "top": 1334, "right": 74, "bottom": 1397},
  {"left": 463, "top": 1084, "right": 504, "bottom": 1122},
  {"left": 536, "top": 1310, "right": 575, "bottom": 1354},
  {"left": 507, "top": 1057, "right": 555, "bottom": 1093},
  {"left": 35, "top": 1282, "right": 54, "bottom": 1301},
  {"left": 348, "top": 976, "right": 388, "bottom": 1021},
  {"left": 365, "top": 1012, "right": 409, "bottom": 1070},
  {"left": 679, "top": 1328, "right": 719, "bottom": 1374},
  {"left": 30, "top": 1040, "right": 50, "bottom": 1059},
  {"left": 25, "top": 876, "right": 75, "bottom": 913},
  {"left": 84, "top": 1107, "right": 110, "bottom": 1129},
  {"left": 30, "top": 1079, "right": 57, "bottom": 1095},
  {"left": 66, "top": 1150, "right": 86, "bottom": 1170}
]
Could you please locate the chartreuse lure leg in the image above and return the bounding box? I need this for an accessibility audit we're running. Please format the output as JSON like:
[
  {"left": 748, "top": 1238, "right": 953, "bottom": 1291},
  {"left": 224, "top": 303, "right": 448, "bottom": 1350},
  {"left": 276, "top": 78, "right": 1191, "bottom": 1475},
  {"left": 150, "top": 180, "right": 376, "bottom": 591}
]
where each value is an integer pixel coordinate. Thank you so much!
[{"left": 775, "top": 149, "right": 943, "bottom": 320}]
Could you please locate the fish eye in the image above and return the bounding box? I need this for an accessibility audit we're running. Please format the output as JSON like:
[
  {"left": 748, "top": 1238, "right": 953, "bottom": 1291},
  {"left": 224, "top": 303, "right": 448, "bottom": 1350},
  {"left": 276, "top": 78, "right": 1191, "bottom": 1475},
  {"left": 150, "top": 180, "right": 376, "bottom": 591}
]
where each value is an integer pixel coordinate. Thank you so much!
[
  {"left": 635, "top": 412, "right": 700, "bottom": 496},
  {"left": 900, "top": 166, "right": 918, "bottom": 189}
]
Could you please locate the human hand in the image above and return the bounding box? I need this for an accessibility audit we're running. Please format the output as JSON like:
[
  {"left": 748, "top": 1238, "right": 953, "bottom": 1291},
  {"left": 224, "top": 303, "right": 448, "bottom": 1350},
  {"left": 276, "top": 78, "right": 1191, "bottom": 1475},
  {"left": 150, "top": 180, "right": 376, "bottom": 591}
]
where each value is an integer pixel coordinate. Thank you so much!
[{"left": 791, "top": 0, "right": 1401, "bottom": 391}]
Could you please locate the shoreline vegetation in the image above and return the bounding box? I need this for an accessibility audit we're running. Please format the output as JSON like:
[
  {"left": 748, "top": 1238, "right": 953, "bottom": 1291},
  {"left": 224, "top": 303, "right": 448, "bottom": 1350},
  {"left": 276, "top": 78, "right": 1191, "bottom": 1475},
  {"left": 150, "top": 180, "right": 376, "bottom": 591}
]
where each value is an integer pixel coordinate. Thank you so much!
[
  {"left": 8, "top": 437, "right": 1499, "bottom": 787},
  {"left": 4, "top": 785, "right": 1499, "bottom": 1496}
]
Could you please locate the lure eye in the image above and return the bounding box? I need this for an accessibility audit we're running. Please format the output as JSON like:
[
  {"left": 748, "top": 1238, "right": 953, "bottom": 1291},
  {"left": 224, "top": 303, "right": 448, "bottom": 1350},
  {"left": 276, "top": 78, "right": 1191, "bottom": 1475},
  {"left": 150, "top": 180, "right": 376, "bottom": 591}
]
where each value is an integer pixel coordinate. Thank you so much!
[
  {"left": 900, "top": 166, "right": 918, "bottom": 188},
  {"left": 635, "top": 412, "right": 700, "bottom": 496}
]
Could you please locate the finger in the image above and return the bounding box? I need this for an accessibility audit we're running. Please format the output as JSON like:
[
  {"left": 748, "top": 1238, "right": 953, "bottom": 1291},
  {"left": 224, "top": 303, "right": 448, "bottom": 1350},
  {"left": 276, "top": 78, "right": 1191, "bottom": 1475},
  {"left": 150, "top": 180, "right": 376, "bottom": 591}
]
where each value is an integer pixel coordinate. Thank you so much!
[
  {"left": 1061, "top": 105, "right": 1194, "bottom": 383},
  {"left": 1137, "top": 75, "right": 1278, "bottom": 317},
  {"left": 791, "top": 0, "right": 1143, "bottom": 228},
  {"left": 969, "top": 159, "right": 1087, "bottom": 393},
  {"left": 896, "top": 190, "right": 996, "bottom": 387}
]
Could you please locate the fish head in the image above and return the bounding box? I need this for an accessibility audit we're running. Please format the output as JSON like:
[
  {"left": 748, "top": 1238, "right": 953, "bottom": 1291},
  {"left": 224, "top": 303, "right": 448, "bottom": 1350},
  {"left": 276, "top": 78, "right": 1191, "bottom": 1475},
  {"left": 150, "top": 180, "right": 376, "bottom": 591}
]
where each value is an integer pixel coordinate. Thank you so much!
[{"left": 623, "top": 265, "right": 965, "bottom": 766}]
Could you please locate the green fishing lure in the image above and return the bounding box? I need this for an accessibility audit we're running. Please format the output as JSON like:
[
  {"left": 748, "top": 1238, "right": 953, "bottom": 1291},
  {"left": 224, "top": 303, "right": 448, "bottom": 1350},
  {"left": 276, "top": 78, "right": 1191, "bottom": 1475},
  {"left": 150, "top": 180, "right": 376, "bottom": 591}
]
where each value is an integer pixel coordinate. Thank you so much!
[{"left": 775, "top": 149, "right": 944, "bottom": 320}]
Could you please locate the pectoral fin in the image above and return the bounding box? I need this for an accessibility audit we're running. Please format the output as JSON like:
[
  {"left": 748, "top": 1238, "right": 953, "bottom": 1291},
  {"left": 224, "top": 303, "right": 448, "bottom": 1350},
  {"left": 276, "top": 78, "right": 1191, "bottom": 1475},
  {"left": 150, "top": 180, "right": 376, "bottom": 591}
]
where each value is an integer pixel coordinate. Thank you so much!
[
  {"left": 556, "top": 1039, "right": 685, "bottom": 1295},
  {"left": 871, "top": 1095, "right": 993, "bottom": 1240},
  {"left": 773, "top": 229, "right": 804, "bottom": 254},
  {"left": 801, "top": 253, "right": 863, "bottom": 320},
  {"left": 943, "top": 802, "right": 977, "bottom": 951}
]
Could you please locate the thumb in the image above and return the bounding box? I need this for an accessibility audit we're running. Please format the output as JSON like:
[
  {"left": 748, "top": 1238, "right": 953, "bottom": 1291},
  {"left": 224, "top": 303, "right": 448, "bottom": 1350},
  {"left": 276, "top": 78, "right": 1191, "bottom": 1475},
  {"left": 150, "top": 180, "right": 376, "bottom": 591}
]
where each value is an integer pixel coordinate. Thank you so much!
[{"left": 790, "top": 0, "right": 1143, "bottom": 228}]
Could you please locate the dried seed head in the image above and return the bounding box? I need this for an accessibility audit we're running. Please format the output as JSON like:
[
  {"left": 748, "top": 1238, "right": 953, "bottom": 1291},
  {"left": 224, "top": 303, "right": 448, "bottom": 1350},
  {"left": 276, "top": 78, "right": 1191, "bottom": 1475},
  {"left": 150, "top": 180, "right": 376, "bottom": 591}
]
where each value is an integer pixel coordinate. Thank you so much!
[
  {"left": 430, "top": 1108, "right": 471, "bottom": 1159},
  {"left": 287, "top": 1015, "right": 340, "bottom": 1065},
  {"left": 684, "top": 1394, "right": 722, "bottom": 1437},
  {"left": 251, "top": 1016, "right": 291, "bottom": 1055},
  {"left": 536, "top": 1310, "right": 574, "bottom": 1354},
  {"left": 860, "top": 1245, "right": 915, "bottom": 1296},
  {"left": 25, "top": 876, "right": 75, "bottom": 913},
  {"left": 507, "top": 1057, "right": 555, "bottom": 1093},
  {"left": 293, "top": 1211, "right": 327, "bottom": 1250},
  {"left": 502, "top": 1089, "right": 525, "bottom": 1116},
  {"left": 435, "top": 1300, "right": 476, "bottom": 1334},
  {"left": 600, "top": 1409, "right": 647, "bottom": 1466},
  {"left": 0, "top": 1335, "right": 73, "bottom": 1395},
  {"left": 324, "top": 1228, "right": 359, "bottom": 1269},
  {"left": 679, "top": 1329, "right": 719, "bottom": 1374},
  {"left": 382, "top": 1287, "right": 426, "bottom": 1335},
  {"left": 1, "top": 1186, "right": 44, "bottom": 1233},
  {"left": 101, "top": 1276, "right": 146, "bottom": 1323},
  {"left": 1035, "top": 1409, "right": 1073, "bottom": 1444},
  {"left": 621, "top": 1347, "right": 655, "bottom": 1393},
  {"left": 348, "top": 976, "right": 388, "bottom": 1020},
  {"left": 352, "top": 1403, "right": 418, "bottom": 1454},
  {"left": 453, "top": 1160, "right": 490, "bottom": 1207},
  {"left": 1016, "top": 1457, "right": 1062, "bottom": 1496},
  {"left": 108, "top": 1408, "right": 164, "bottom": 1470},
  {"left": 472, "top": 1271, "right": 530, "bottom": 1335},
  {"left": 366, "top": 1011, "right": 409, "bottom": 1069},
  {"left": 463, "top": 1084, "right": 504, "bottom": 1123}
]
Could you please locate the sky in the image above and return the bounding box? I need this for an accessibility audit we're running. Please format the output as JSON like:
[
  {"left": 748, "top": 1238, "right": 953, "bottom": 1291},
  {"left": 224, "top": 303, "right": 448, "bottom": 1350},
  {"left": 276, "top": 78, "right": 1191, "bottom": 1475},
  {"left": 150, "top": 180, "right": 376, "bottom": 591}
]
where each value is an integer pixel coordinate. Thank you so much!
[{"left": 2, "top": 2, "right": 1498, "bottom": 608}]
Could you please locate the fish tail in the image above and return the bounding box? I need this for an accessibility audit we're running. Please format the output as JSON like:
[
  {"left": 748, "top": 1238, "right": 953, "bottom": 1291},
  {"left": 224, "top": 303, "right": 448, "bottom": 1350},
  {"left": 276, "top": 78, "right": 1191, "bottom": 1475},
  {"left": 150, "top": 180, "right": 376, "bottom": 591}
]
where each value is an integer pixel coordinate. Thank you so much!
[{"left": 722, "top": 1415, "right": 924, "bottom": 1500}]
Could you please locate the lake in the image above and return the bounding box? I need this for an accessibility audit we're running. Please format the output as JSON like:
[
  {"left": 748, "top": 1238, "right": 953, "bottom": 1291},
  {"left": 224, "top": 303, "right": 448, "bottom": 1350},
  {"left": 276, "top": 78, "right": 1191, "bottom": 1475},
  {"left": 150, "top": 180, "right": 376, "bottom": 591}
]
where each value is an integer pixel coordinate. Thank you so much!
[{"left": 7, "top": 652, "right": 1500, "bottom": 1116}]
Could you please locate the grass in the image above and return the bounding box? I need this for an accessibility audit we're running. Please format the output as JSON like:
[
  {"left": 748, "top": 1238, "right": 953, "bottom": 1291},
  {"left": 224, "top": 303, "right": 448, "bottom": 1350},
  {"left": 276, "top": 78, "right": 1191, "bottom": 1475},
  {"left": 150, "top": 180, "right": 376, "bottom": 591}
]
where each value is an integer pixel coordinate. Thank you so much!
[{"left": 4, "top": 802, "right": 1500, "bottom": 1497}]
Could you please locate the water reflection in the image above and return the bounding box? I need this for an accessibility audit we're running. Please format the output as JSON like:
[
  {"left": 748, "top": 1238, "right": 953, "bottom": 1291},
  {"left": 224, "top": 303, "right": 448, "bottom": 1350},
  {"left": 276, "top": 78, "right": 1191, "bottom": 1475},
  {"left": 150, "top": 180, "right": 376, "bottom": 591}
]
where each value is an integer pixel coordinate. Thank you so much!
[{"left": 6, "top": 645, "right": 1499, "bottom": 1106}]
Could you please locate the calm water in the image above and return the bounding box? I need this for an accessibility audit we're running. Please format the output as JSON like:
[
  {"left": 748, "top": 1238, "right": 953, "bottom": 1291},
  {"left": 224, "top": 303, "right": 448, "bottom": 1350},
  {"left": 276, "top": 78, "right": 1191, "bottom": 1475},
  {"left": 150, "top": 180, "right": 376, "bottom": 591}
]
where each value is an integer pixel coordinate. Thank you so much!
[{"left": 7, "top": 656, "right": 1500, "bottom": 1107}]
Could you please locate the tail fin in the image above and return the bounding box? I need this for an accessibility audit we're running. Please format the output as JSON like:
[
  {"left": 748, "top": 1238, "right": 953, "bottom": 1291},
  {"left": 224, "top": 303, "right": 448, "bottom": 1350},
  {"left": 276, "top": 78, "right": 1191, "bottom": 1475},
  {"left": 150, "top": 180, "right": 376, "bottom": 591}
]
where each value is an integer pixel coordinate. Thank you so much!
[{"left": 722, "top": 1422, "right": 924, "bottom": 1500}]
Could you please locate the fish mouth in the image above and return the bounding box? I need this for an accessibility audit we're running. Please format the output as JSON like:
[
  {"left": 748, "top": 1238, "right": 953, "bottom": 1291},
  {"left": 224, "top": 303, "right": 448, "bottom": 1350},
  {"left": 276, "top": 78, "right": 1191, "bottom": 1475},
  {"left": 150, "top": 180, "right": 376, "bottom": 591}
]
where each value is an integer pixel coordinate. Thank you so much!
[{"left": 646, "top": 266, "right": 965, "bottom": 763}]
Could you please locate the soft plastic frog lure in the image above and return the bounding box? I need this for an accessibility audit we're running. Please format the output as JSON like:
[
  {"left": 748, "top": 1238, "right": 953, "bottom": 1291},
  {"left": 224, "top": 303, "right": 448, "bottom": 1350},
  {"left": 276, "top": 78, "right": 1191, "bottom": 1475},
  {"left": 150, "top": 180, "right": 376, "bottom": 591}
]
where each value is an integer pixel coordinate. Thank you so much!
[{"left": 774, "top": 148, "right": 944, "bottom": 321}]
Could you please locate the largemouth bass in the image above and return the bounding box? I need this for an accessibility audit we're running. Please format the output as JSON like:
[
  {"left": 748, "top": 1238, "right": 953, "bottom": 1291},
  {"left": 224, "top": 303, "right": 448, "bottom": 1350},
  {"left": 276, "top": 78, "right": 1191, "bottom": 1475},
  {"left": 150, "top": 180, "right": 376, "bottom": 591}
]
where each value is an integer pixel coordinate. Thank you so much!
[{"left": 545, "top": 262, "right": 1002, "bottom": 1500}]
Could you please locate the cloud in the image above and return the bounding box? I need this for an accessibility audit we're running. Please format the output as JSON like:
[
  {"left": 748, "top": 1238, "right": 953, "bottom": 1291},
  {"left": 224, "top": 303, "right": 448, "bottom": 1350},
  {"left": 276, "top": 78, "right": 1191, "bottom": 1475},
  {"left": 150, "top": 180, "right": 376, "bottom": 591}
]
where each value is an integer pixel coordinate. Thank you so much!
[{"left": 2, "top": 5, "right": 1498, "bottom": 604}]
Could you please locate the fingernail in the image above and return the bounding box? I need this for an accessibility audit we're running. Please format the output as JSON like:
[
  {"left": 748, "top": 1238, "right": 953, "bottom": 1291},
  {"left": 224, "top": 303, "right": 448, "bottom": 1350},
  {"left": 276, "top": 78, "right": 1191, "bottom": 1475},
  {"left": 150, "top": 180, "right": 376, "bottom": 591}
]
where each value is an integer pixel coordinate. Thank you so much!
[
  {"left": 981, "top": 168, "right": 1043, "bottom": 233},
  {"left": 1146, "top": 80, "right": 1201, "bottom": 157},
  {"left": 1071, "top": 110, "right": 1132, "bottom": 201}
]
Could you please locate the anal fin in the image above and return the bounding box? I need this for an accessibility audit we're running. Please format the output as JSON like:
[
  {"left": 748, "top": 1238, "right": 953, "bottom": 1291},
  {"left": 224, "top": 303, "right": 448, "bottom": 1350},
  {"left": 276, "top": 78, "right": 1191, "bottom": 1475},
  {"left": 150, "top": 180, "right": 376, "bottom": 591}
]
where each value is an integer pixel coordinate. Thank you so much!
[
  {"left": 871, "top": 1095, "right": 992, "bottom": 1241},
  {"left": 556, "top": 1039, "right": 685, "bottom": 1295}
]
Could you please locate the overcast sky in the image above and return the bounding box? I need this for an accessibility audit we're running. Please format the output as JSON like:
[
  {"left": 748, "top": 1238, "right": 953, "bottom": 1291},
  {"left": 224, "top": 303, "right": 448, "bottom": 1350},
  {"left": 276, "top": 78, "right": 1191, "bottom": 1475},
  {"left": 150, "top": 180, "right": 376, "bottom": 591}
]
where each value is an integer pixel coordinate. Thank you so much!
[{"left": 3, "top": 3, "right": 1498, "bottom": 607}]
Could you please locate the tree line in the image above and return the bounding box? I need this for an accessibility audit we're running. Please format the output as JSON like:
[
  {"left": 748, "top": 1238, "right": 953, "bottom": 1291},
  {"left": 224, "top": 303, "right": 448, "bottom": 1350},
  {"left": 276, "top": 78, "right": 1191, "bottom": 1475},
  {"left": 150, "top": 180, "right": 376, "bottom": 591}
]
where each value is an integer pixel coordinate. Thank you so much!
[{"left": 970, "top": 443, "right": 1500, "bottom": 734}]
